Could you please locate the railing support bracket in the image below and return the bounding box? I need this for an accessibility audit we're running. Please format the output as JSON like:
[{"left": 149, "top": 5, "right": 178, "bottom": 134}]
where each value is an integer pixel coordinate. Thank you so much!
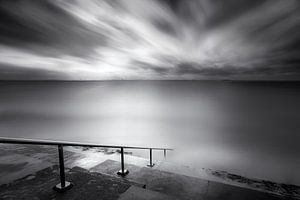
[
  {"left": 117, "top": 169, "right": 129, "bottom": 176},
  {"left": 53, "top": 181, "right": 73, "bottom": 193}
]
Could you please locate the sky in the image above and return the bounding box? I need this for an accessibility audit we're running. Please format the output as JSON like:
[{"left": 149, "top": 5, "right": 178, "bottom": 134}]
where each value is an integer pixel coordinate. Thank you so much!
[{"left": 0, "top": 0, "right": 299, "bottom": 80}]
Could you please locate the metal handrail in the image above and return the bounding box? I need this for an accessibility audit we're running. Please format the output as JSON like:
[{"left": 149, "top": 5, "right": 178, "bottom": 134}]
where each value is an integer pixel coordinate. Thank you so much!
[
  {"left": 0, "top": 136, "right": 173, "bottom": 192},
  {"left": 0, "top": 137, "right": 173, "bottom": 150}
]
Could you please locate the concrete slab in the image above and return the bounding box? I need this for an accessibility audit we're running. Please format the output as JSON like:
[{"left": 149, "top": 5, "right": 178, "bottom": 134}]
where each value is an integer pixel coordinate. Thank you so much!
[
  {"left": 118, "top": 186, "right": 177, "bottom": 200},
  {"left": 0, "top": 154, "right": 52, "bottom": 185},
  {"left": 91, "top": 160, "right": 294, "bottom": 200},
  {"left": 2, "top": 144, "right": 298, "bottom": 198},
  {"left": 1, "top": 145, "right": 299, "bottom": 199},
  {"left": 0, "top": 165, "right": 131, "bottom": 200},
  {"left": 155, "top": 161, "right": 300, "bottom": 199},
  {"left": 0, "top": 144, "right": 86, "bottom": 185},
  {"left": 205, "top": 181, "right": 288, "bottom": 200},
  {"left": 90, "top": 159, "right": 143, "bottom": 177}
]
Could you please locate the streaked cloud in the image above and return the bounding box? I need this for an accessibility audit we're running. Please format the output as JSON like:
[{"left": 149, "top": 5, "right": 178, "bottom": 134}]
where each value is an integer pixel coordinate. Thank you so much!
[{"left": 0, "top": 0, "right": 299, "bottom": 80}]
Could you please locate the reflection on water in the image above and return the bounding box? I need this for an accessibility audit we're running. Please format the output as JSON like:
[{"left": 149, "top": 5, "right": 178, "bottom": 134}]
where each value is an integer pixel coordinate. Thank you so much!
[{"left": 0, "top": 81, "right": 299, "bottom": 185}]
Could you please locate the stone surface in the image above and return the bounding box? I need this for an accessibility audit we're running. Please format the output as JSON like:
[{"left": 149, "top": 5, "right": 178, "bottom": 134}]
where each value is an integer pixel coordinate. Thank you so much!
[
  {"left": 1, "top": 144, "right": 299, "bottom": 200},
  {"left": 92, "top": 160, "right": 296, "bottom": 200},
  {"left": 118, "top": 186, "right": 177, "bottom": 200},
  {"left": 2, "top": 144, "right": 299, "bottom": 198},
  {"left": 0, "top": 165, "right": 131, "bottom": 200}
]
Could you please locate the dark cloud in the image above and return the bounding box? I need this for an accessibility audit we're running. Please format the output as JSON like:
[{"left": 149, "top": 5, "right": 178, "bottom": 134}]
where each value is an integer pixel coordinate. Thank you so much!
[
  {"left": 203, "top": 0, "right": 267, "bottom": 29},
  {"left": 175, "top": 63, "right": 234, "bottom": 77},
  {"left": 0, "top": 64, "right": 67, "bottom": 80},
  {"left": 163, "top": 0, "right": 267, "bottom": 29},
  {"left": 0, "top": 0, "right": 106, "bottom": 57},
  {"left": 151, "top": 18, "right": 178, "bottom": 36},
  {"left": 174, "top": 62, "right": 300, "bottom": 78},
  {"left": 135, "top": 61, "right": 300, "bottom": 80},
  {"left": 131, "top": 60, "right": 170, "bottom": 75}
]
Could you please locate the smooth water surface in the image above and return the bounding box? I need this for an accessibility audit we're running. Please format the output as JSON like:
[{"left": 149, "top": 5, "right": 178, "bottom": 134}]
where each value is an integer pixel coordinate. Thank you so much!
[{"left": 0, "top": 81, "right": 299, "bottom": 185}]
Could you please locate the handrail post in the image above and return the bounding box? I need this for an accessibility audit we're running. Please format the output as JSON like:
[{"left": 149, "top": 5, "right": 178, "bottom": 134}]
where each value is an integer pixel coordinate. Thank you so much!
[
  {"left": 164, "top": 149, "right": 166, "bottom": 159},
  {"left": 117, "top": 147, "right": 129, "bottom": 176},
  {"left": 53, "top": 145, "right": 73, "bottom": 192},
  {"left": 147, "top": 148, "right": 155, "bottom": 167}
]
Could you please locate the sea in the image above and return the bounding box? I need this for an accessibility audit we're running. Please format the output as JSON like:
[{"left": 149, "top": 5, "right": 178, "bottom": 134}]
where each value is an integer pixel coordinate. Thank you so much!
[{"left": 0, "top": 81, "right": 299, "bottom": 185}]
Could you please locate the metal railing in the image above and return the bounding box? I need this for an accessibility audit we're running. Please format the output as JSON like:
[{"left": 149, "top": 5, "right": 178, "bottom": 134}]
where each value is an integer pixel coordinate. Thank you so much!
[{"left": 0, "top": 137, "right": 173, "bottom": 192}]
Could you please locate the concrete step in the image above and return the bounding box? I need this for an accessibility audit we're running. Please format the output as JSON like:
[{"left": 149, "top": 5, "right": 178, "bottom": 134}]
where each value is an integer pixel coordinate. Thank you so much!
[
  {"left": 57, "top": 146, "right": 300, "bottom": 199},
  {"left": 1, "top": 144, "right": 299, "bottom": 199},
  {"left": 0, "top": 165, "right": 132, "bottom": 200},
  {"left": 91, "top": 159, "right": 292, "bottom": 200},
  {"left": 154, "top": 160, "right": 300, "bottom": 199},
  {"left": 0, "top": 164, "right": 179, "bottom": 200}
]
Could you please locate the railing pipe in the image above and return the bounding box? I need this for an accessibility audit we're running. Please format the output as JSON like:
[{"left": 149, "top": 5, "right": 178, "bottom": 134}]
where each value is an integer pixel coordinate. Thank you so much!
[
  {"left": 0, "top": 137, "right": 173, "bottom": 189},
  {"left": 0, "top": 137, "right": 172, "bottom": 151}
]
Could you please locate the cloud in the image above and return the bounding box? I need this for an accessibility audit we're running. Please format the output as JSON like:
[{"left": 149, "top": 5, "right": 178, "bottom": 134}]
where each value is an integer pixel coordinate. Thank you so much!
[
  {"left": 0, "top": 0, "right": 106, "bottom": 57},
  {"left": 0, "top": 63, "right": 67, "bottom": 80},
  {"left": 0, "top": 0, "right": 299, "bottom": 80}
]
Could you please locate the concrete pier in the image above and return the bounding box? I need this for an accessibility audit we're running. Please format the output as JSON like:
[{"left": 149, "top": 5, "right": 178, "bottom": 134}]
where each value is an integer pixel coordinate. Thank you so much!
[
  {"left": 0, "top": 144, "right": 299, "bottom": 200},
  {"left": 0, "top": 161, "right": 297, "bottom": 200}
]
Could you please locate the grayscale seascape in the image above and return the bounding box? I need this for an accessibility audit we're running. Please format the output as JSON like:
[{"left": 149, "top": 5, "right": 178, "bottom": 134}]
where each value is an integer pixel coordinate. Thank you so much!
[{"left": 1, "top": 0, "right": 300, "bottom": 199}]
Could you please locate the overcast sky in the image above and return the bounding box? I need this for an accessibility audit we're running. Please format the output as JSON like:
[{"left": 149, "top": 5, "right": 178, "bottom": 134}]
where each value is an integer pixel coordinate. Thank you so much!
[{"left": 0, "top": 0, "right": 299, "bottom": 80}]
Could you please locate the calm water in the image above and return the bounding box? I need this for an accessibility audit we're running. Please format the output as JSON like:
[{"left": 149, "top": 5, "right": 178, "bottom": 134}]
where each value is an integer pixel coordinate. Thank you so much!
[{"left": 0, "top": 81, "right": 299, "bottom": 185}]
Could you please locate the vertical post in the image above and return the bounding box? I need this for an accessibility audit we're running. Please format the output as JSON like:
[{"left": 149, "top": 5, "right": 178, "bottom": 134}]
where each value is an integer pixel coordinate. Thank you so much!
[
  {"left": 164, "top": 149, "right": 166, "bottom": 159},
  {"left": 117, "top": 147, "right": 129, "bottom": 176},
  {"left": 121, "top": 147, "right": 125, "bottom": 173},
  {"left": 59, "top": 145, "right": 66, "bottom": 187},
  {"left": 147, "top": 148, "right": 155, "bottom": 167},
  {"left": 150, "top": 148, "right": 153, "bottom": 166},
  {"left": 53, "top": 145, "right": 73, "bottom": 192}
]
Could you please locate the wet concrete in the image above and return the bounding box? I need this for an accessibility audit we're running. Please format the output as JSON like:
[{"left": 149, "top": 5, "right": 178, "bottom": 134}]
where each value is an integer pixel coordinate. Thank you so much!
[
  {"left": 0, "top": 161, "right": 298, "bottom": 200},
  {"left": 0, "top": 165, "right": 131, "bottom": 200},
  {"left": 118, "top": 186, "right": 177, "bottom": 200},
  {"left": 0, "top": 144, "right": 299, "bottom": 200},
  {"left": 91, "top": 160, "right": 296, "bottom": 200}
]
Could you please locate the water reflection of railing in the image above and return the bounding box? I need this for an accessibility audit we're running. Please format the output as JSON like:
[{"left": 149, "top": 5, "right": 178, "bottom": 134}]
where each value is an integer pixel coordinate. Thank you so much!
[{"left": 0, "top": 137, "right": 173, "bottom": 192}]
